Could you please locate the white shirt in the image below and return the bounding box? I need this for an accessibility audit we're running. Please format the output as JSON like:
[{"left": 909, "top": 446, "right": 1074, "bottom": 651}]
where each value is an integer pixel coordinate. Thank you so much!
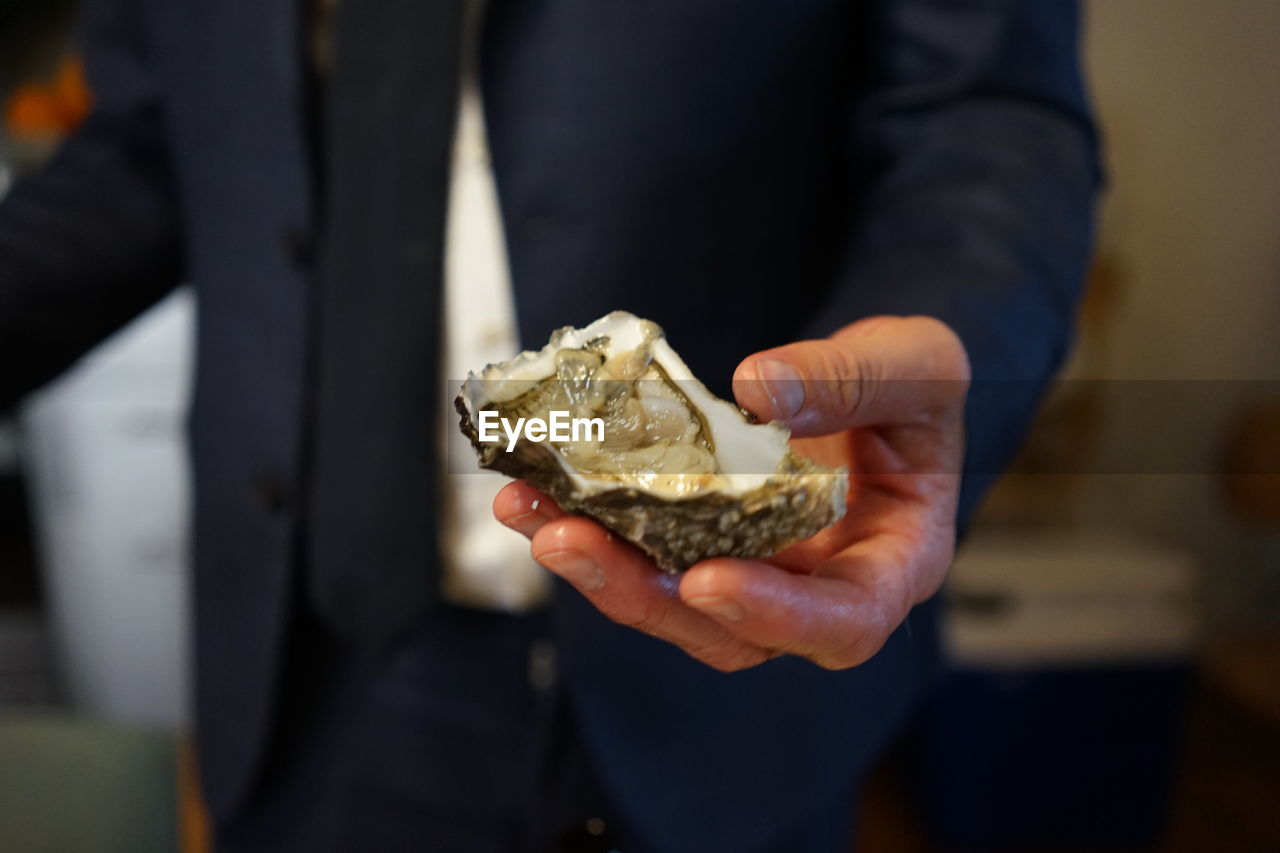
[{"left": 438, "top": 1, "right": 549, "bottom": 610}]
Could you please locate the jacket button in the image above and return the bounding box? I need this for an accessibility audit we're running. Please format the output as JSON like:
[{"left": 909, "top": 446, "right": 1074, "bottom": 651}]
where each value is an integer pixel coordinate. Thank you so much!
[
  {"left": 555, "top": 818, "right": 616, "bottom": 852},
  {"left": 527, "top": 639, "right": 557, "bottom": 691},
  {"left": 280, "top": 226, "right": 313, "bottom": 268},
  {"left": 254, "top": 473, "right": 289, "bottom": 513}
]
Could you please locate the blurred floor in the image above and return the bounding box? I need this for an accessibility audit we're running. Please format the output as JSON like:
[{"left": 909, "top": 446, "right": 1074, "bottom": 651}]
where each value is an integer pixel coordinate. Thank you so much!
[
  {"left": 857, "top": 643, "right": 1280, "bottom": 852},
  {"left": 0, "top": 713, "right": 176, "bottom": 852}
]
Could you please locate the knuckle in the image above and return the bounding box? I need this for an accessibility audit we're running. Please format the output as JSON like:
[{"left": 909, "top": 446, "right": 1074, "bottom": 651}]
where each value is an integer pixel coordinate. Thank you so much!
[
  {"left": 919, "top": 546, "right": 955, "bottom": 602},
  {"left": 816, "top": 622, "right": 884, "bottom": 671},
  {"left": 702, "top": 654, "right": 749, "bottom": 674},
  {"left": 694, "top": 645, "right": 772, "bottom": 673},
  {"left": 820, "top": 341, "right": 870, "bottom": 417},
  {"left": 617, "top": 596, "right": 667, "bottom": 637},
  {"left": 907, "top": 315, "right": 971, "bottom": 388}
]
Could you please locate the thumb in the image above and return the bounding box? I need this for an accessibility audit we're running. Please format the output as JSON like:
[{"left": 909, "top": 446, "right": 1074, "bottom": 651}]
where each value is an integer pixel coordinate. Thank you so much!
[{"left": 732, "top": 316, "right": 970, "bottom": 437}]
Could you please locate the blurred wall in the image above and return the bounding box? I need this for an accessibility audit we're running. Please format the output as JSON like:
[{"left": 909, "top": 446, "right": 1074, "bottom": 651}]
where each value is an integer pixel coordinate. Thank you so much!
[{"left": 1081, "top": 0, "right": 1280, "bottom": 628}]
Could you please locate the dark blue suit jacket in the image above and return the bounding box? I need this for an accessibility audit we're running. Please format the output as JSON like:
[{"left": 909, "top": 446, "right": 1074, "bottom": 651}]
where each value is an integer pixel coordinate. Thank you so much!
[{"left": 0, "top": 1, "right": 1097, "bottom": 849}]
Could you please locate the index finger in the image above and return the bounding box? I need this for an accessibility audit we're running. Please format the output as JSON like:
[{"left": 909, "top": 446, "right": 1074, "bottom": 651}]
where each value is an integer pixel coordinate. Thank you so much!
[{"left": 530, "top": 517, "right": 775, "bottom": 672}]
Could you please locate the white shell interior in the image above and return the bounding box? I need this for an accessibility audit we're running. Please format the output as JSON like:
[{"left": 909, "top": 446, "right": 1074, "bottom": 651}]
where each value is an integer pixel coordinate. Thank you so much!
[{"left": 460, "top": 311, "right": 793, "bottom": 499}]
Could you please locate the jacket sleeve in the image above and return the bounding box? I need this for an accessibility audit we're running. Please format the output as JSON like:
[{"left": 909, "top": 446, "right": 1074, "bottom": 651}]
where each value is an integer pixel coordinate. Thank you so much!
[
  {"left": 0, "top": 0, "right": 182, "bottom": 413},
  {"left": 806, "top": 0, "right": 1101, "bottom": 523}
]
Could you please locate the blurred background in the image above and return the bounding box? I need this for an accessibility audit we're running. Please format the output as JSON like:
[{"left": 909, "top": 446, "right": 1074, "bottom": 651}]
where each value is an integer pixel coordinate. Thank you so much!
[{"left": 1, "top": 1, "right": 1277, "bottom": 851}]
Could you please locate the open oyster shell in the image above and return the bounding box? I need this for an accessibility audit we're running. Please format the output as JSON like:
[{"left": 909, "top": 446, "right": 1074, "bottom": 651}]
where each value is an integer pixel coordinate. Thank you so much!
[{"left": 455, "top": 311, "right": 848, "bottom": 571}]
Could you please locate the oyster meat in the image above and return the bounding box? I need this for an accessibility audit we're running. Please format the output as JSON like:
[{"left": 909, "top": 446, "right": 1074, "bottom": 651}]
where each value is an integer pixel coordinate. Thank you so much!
[{"left": 456, "top": 311, "right": 848, "bottom": 571}]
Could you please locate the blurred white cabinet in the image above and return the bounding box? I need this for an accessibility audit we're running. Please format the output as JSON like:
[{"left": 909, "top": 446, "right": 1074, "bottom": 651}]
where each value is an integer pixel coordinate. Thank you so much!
[
  {"left": 21, "top": 289, "right": 194, "bottom": 729},
  {"left": 944, "top": 532, "right": 1198, "bottom": 666}
]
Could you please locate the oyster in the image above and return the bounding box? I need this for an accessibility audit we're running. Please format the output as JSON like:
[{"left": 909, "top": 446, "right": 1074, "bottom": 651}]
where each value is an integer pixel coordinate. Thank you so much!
[{"left": 455, "top": 311, "right": 847, "bottom": 571}]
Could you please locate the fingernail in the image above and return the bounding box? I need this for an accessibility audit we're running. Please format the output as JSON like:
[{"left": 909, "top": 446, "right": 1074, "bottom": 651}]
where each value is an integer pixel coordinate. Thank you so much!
[
  {"left": 756, "top": 359, "right": 804, "bottom": 419},
  {"left": 537, "top": 549, "right": 605, "bottom": 591},
  {"left": 687, "top": 595, "right": 746, "bottom": 622},
  {"left": 503, "top": 507, "right": 552, "bottom": 538}
]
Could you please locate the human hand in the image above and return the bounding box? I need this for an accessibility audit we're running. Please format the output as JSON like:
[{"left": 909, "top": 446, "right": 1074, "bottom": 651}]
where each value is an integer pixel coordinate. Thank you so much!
[{"left": 493, "top": 316, "right": 970, "bottom": 671}]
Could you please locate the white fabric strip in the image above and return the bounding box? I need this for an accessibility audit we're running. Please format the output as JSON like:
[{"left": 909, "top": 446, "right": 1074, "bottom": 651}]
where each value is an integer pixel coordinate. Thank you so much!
[{"left": 438, "top": 0, "right": 549, "bottom": 610}]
